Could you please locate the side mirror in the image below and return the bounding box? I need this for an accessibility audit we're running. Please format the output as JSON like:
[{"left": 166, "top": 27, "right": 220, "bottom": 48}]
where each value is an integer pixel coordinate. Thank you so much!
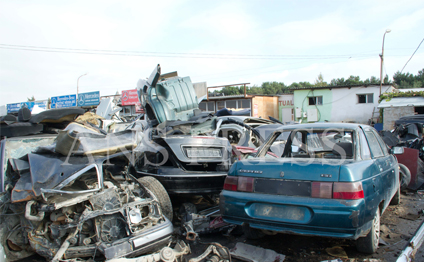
[{"left": 390, "top": 146, "right": 404, "bottom": 155}]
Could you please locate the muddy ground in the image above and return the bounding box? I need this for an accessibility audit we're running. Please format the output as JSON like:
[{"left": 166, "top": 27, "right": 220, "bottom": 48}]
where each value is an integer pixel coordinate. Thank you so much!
[
  {"left": 25, "top": 191, "right": 424, "bottom": 262},
  {"left": 185, "top": 191, "right": 424, "bottom": 262}
]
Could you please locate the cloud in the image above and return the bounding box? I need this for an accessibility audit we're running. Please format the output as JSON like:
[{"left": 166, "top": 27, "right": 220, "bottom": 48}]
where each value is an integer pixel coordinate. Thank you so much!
[
  {"left": 178, "top": 2, "right": 256, "bottom": 41},
  {"left": 1, "top": 0, "right": 424, "bottom": 107},
  {"left": 266, "top": 14, "right": 362, "bottom": 51},
  {"left": 388, "top": 8, "right": 424, "bottom": 33}
]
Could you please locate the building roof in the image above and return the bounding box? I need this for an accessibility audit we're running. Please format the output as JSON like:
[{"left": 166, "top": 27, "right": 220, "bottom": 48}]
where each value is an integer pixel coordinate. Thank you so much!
[
  {"left": 207, "top": 94, "right": 246, "bottom": 100},
  {"left": 289, "top": 84, "right": 393, "bottom": 91},
  {"left": 205, "top": 94, "right": 279, "bottom": 101},
  {"left": 397, "top": 88, "right": 424, "bottom": 93},
  {"left": 378, "top": 97, "right": 424, "bottom": 108}
]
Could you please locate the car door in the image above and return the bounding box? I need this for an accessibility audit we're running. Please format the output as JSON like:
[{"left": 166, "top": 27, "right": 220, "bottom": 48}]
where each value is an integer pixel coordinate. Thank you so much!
[
  {"left": 372, "top": 128, "right": 398, "bottom": 203},
  {"left": 362, "top": 127, "right": 395, "bottom": 211}
]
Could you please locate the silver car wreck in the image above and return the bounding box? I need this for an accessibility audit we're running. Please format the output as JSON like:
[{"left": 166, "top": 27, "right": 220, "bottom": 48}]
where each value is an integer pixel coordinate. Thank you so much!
[
  {"left": 133, "top": 65, "right": 232, "bottom": 201},
  {"left": 0, "top": 125, "right": 174, "bottom": 261}
]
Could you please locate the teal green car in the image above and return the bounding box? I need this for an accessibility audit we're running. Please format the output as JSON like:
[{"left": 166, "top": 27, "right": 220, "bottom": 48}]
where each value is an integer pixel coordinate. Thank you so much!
[{"left": 219, "top": 123, "right": 402, "bottom": 253}]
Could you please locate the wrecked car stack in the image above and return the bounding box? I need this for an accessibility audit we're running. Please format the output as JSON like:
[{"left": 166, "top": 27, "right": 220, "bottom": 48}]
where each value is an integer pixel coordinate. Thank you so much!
[
  {"left": 3, "top": 64, "right": 421, "bottom": 262},
  {"left": 0, "top": 122, "right": 174, "bottom": 261}
]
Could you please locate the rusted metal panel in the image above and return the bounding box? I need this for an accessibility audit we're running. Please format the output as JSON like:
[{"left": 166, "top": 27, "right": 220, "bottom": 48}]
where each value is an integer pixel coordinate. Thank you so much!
[{"left": 396, "top": 148, "right": 420, "bottom": 189}]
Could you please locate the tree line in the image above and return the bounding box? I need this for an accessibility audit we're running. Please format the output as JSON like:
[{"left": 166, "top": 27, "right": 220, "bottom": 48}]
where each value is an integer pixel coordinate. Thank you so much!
[{"left": 209, "top": 68, "right": 424, "bottom": 96}]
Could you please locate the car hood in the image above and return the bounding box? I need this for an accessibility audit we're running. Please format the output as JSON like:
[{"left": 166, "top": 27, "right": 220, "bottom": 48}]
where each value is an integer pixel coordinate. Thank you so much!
[{"left": 137, "top": 64, "right": 199, "bottom": 125}]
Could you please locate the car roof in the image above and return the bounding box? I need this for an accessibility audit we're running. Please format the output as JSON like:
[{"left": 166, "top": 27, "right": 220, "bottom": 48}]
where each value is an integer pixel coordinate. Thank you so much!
[
  {"left": 218, "top": 116, "right": 275, "bottom": 124},
  {"left": 275, "top": 122, "right": 367, "bottom": 131}
]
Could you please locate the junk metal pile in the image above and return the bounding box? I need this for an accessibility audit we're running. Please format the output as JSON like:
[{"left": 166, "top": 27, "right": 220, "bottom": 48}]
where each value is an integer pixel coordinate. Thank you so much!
[{"left": 0, "top": 65, "right": 422, "bottom": 262}]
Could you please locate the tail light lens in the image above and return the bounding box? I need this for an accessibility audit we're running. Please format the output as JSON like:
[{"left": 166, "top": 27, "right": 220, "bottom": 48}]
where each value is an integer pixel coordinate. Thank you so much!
[
  {"left": 223, "top": 176, "right": 238, "bottom": 191},
  {"left": 311, "top": 182, "right": 333, "bottom": 199},
  {"left": 311, "top": 181, "right": 364, "bottom": 200},
  {"left": 223, "top": 176, "right": 254, "bottom": 192},
  {"left": 238, "top": 177, "right": 254, "bottom": 192},
  {"left": 333, "top": 182, "right": 364, "bottom": 199}
]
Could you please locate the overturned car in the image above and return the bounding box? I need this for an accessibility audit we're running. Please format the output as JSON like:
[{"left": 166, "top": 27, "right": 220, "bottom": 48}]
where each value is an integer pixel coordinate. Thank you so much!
[{"left": 0, "top": 124, "right": 173, "bottom": 261}]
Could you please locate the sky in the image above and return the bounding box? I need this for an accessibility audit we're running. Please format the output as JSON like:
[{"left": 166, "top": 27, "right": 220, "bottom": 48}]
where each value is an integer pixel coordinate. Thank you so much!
[{"left": 0, "top": 0, "right": 423, "bottom": 106}]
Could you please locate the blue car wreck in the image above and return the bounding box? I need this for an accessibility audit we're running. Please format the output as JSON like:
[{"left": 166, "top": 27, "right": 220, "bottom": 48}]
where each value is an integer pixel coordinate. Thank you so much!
[{"left": 219, "top": 123, "right": 403, "bottom": 253}]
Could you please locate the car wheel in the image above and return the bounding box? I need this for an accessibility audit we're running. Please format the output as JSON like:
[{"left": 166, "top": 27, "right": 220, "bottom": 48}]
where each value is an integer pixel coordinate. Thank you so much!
[
  {"left": 243, "top": 224, "right": 265, "bottom": 240},
  {"left": 399, "top": 164, "right": 411, "bottom": 190},
  {"left": 0, "top": 218, "right": 34, "bottom": 261},
  {"left": 356, "top": 207, "right": 380, "bottom": 254},
  {"left": 137, "top": 176, "right": 173, "bottom": 221}
]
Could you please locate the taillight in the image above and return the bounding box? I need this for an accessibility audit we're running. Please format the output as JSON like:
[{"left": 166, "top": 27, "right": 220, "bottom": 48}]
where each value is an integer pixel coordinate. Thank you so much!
[
  {"left": 223, "top": 176, "right": 238, "bottom": 191},
  {"left": 223, "top": 176, "right": 254, "bottom": 192},
  {"left": 333, "top": 182, "right": 364, "bottom": 199},
  {"left": 311, "top": 182, "right": 333, "bottom": 199},
  {"left": 311, "top": 181, "right": 364, "bottom": 199},
  {"left": 238, "top": 177, "right": 254, "bottom": 192}
]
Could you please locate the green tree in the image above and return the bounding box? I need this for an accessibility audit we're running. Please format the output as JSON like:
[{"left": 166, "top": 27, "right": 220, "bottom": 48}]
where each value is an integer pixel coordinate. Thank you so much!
[
  {"left": 314, "top": 73, "right": 327, "bottom": 87},
  {"left": 262, "top": 82, "right": 284, "bottom": 95},
  {"left": 220, "top": 86, "right": 243, "bottom": 95},
  {"left": 27, "top": 95, "right": 35, "bottom": 101},
  {"left": 288, "top": 82, "right": 302, "bottom": 89},
  {"left": 298, "top": 81, "right": 313, "bottom": 88},
  {"left": 393, "top": 69, "right": 424, "bottom": 88},
  {"left": 383, "top": 74, "right": 391, "bottom": 85},
  {"left": 363, "top": 76, "right": 379, "bottom": 85},
  {"left": 246, "top": 85, "right": 264, "bottom": 95},
  {"left": 330, "top": 77, "right": 345, "bottom": 86}
]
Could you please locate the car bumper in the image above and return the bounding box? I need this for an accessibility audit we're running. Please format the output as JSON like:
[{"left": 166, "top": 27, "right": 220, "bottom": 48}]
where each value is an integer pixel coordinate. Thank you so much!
[
  {"left": 65, "top": 218, "right": 174, "bottom": 260},
  {"left": 220, "top": 190, "right": 370, "bottom": 240},
  {"left": 137, "top": 170, "right": 227, "bottom": 194}
]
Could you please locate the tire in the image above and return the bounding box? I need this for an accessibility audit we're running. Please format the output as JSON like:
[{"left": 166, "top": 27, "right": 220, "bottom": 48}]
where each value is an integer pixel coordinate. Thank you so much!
[
  {"left": 137, "top": 176, "right": 173, "bottom": 221},
  {"left": 0, "top": 218, "right": 34, "bottom": 261},
  {"left": 243, "top": 224, "right": 265, "bottom": 240},
  {"left": 399, "top": 164, "right": 411, "bottom": 190},
  {"left": 356, "top": 207, "right": 380, "bottom": 254},
  {"left": 390, "top": 183, "right": 401, "bottom": 205}
]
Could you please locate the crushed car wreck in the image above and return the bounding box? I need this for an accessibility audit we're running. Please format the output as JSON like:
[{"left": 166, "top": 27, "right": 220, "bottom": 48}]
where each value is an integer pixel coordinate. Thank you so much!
[
  {"left": 0, "top": 124, "right": 174, "bottom": 261},
  {"left": 134, "top": 65, "right": 232, "bottom": 210}
]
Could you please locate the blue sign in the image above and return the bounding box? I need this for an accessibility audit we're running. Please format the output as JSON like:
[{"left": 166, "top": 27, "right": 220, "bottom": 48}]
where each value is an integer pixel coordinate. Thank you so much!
[
  {"left": 7, "top": 103, "right": 21, "bottom": 113},
  {"left": 6, "top": 101, "right": 48, "bottom": 113},
  {"left": 21, "top": 101, "right": 48, "bottom": 111},
  {"left": 51, "top": 95, "right": 76, "bottom": 108},
  {"left": 78, "top": 91, "right": 100, "bottom": 106}
]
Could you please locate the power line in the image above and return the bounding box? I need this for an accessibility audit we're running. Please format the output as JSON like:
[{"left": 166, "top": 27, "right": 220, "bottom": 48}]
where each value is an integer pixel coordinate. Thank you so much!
[
  {"left": 400, "top": 37, "right": 424, "bottom": 74},
  {"left": 0, "top": 43, "right": 376, "bottom": 60}
]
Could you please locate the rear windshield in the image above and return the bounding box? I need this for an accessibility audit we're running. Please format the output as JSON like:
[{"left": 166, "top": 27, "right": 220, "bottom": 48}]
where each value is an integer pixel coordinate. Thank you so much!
[{"left": 261, "top": 128, "right": 355, "bottom": 159}]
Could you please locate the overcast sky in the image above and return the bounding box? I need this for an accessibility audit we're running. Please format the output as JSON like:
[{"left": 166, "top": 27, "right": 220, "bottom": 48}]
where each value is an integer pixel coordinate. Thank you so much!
[{"left": 1, "top": 0, "right": 423, "bottom": 106}]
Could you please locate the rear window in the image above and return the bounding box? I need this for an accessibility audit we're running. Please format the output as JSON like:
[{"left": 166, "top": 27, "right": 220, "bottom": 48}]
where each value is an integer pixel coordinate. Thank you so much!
[{"left": 259, "top": 128, "right": 355, "bottom": 159}]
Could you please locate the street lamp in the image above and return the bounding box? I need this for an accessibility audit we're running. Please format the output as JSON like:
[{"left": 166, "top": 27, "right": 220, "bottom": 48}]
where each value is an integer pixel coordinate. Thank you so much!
[
  {"left": 379, "top": 29, "right": 391, "bottom": 96},
  {"left": 77, "top": 73, "right": 88, "bottom": 106}
]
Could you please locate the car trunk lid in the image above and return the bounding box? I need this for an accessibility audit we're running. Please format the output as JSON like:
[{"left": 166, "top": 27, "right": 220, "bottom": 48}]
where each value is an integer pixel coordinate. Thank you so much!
[{"left": 235, "top": 158, "right": 341, "bottom": 197}]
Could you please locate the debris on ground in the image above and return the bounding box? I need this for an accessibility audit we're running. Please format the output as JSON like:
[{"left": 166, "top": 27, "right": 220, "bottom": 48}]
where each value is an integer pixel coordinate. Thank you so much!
[
  {"left": 105, "top": 241, "right": 190, "bottom": 262},
  {"left": 188, "top": 242, "right": 231, "bottom": 262},
  {"left": 230, "top": 242, "right": 285, "bottom": 262},
  {"left": 181, "top": 206, "right": 232, "bottom": 241},
  {"left": 325, "top": 246, "right": 348, "bottom": 259}
]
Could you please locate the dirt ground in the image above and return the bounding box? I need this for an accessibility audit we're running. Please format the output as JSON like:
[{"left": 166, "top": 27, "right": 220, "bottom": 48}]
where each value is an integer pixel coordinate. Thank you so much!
[
  {"left": 24, "top": 191, "right": 424, "bottom": 262},
  {"left": 185, "top": 191, "right": 424, "bottom": 262}
]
